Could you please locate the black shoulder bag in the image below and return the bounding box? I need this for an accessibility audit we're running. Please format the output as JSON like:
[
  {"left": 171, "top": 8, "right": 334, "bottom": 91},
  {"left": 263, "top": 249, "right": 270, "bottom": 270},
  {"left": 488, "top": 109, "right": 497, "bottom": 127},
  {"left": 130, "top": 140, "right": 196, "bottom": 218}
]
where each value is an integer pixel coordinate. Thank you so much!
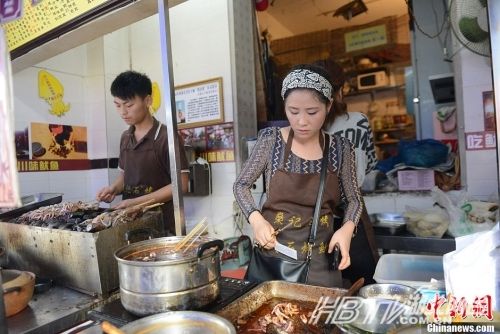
[{"left": 245, "top": 135, "right": 330, "bottom": 284}]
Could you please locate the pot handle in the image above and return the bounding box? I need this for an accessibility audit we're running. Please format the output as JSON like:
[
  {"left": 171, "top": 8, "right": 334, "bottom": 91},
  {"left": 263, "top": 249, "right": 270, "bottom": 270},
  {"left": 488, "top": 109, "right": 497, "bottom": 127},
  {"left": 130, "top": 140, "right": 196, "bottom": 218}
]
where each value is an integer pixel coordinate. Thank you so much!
[
  {"left": 125, "top": 228, "right": 158, "bottom": 244},
  {"left": 196, "top": 239, "right": 224, "bottom": 258}
]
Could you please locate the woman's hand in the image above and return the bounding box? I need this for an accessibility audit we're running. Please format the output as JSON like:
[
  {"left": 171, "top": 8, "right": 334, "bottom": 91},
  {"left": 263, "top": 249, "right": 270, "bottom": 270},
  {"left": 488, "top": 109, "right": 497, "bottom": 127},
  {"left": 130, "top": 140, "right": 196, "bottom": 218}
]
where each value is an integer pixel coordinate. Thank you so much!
[
  {"left": 328, "top": 221, "right": 356, "bottom": 270},
  {"left": 249, "top": 211, "right": 276, "bottom": 249}
]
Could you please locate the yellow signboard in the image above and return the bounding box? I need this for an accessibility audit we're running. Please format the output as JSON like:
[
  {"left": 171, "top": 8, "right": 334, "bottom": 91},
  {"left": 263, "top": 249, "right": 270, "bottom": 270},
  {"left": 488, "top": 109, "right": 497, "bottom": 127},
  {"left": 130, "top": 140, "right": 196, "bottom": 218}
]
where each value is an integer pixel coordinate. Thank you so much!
[
  {"left": 1, "top": 0, "right": 108, "bottom": 51},
  {"left": 345, "top": 24, "right": 387, "bottom": 53}
]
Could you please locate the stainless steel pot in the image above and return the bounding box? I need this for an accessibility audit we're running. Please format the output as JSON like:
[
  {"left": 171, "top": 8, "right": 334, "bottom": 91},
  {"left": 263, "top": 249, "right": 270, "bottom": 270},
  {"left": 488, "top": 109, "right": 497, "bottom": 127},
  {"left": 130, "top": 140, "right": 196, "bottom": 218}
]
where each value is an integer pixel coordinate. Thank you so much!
[
  {"left": 114, "top": 236, "right": 224, "bottom": 316},
  {"left": 120, "top": 311, "right": 236, "bottom": 333}
]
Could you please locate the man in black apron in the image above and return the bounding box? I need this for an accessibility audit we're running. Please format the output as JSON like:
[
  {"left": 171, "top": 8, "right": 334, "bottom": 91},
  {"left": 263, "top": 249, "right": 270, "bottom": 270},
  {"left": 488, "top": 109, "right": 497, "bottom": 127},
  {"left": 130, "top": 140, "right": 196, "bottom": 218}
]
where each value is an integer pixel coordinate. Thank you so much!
[{"left": 97, "top": 71, "right": 189, "bottom": 235}]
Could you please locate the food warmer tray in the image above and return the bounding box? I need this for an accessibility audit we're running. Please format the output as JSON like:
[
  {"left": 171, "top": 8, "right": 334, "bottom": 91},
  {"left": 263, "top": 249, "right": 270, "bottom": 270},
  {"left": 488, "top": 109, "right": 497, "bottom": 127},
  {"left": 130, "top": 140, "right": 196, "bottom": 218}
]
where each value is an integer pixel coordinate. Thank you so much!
[
  {"left": 216, "top": 280, "right": 346, "bottom": 330},
  {"left": 0, "top": 193, "right": 63, "bottom": 220}
]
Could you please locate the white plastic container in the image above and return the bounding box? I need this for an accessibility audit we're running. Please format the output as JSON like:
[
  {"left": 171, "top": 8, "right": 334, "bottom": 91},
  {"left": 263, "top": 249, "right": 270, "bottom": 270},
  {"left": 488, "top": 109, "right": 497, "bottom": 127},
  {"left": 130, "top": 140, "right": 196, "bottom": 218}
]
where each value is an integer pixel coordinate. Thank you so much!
[{"left": 373, "top": 254, "right": 445, "bottom": 289}]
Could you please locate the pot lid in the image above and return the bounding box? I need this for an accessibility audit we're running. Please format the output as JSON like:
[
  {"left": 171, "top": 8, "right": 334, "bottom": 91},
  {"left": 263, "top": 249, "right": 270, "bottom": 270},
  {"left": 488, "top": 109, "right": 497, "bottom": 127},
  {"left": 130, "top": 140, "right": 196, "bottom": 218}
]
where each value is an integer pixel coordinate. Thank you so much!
[{"left": 120, "top": 311, "right": 236, "bottom": 334}]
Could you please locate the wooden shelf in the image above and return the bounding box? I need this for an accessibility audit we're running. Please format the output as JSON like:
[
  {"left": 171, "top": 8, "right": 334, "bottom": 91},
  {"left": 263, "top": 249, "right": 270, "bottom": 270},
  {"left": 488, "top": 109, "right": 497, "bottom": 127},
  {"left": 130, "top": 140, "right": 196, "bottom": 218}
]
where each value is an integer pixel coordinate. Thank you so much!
[
  {"left": 344, "top": 84, "right": 405, "bottom": 98},
  {"left": 374, "top": 126, "right": 413, "bottom": 132},
  {"left": 375, "top": 139, "right": 399, "bottom": 145}
]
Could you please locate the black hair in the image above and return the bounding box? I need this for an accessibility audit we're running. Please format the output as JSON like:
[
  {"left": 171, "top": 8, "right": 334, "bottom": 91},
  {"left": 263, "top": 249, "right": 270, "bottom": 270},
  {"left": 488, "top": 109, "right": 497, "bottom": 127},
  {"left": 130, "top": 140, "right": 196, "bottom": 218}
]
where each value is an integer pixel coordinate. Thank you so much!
[
  {"left": 312, "top": 59, "right": 349, "bottom": 128},
  {"left": 110, "top": 70, "right": 152, "bottom": 100},
  {"left": 283, "top": 63, "right": 332, "bottom": 106}
]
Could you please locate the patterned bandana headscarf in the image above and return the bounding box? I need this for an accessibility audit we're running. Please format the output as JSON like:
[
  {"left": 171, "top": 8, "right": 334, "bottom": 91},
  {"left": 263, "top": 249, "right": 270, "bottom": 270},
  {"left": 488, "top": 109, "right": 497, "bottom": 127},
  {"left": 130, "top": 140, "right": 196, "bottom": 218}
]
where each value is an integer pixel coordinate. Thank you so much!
[{"left": 281, "top": 69, "right": 333, "bottom": 102}]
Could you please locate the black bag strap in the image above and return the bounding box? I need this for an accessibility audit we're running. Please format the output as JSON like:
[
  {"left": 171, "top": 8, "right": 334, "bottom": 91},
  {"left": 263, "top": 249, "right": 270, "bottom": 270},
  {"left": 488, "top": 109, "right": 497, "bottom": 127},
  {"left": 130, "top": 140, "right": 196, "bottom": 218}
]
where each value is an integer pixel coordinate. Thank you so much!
[{"left": 306, "top": 132, "right": 330, "bottom": 258}]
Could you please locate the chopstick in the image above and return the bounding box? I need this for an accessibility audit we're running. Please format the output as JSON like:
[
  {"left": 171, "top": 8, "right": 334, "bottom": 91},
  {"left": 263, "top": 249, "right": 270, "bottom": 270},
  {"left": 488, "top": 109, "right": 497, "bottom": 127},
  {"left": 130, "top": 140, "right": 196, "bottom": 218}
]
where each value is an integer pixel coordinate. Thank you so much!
[
  {"left": 182, "top": 223, "right": 208, "bottom": 253},
  {"left": 173, "top": 217, "right": 208, "bottom": 252}
]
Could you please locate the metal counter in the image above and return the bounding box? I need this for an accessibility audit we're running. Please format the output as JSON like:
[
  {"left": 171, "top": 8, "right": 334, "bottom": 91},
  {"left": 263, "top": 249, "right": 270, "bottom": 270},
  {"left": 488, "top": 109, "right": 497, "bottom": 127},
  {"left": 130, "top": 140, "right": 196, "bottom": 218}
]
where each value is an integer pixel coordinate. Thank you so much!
[
  {"left": 374, "top": 231, "right": 456, "bottom": 254},
  {"left": 5, "top": 278, "right": 257, "bottom": 333},
  {"left": 6, "top": 286, "right": 117, "bottom": 334}
]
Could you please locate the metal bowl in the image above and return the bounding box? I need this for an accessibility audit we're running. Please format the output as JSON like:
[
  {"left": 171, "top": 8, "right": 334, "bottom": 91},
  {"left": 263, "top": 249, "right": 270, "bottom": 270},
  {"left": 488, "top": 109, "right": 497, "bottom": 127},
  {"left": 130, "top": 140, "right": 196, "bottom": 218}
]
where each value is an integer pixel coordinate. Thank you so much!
[
  {"left": 119, "top": 311, "right": 236, "bottom": 334},
  {"left": 359, "top": 283, "right": 418, "bottom": 304},
  {"left": 336, "top": 298, "right": 413, "bottom": 334},
  {"left": 370, "top": 213, "right": 407, "bottom": 235}
]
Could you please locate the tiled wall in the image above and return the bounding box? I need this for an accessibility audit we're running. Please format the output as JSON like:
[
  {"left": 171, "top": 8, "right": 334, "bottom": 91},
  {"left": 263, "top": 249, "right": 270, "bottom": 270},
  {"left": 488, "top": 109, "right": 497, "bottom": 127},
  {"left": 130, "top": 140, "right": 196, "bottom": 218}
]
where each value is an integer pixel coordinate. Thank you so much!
[
  {"left": 454, "top": 47, "right": 498, "bottom": 200},
  {"left": 13, "top": 41, "right": 108, "bottom": 202}
]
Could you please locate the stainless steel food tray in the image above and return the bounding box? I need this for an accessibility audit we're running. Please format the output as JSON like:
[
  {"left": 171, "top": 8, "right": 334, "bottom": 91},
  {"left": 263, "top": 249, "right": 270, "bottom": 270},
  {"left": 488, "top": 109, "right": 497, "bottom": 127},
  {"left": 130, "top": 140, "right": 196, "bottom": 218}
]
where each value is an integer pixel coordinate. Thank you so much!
[{"left": 217, "top": 280, "right": 345, "bottom": 327}]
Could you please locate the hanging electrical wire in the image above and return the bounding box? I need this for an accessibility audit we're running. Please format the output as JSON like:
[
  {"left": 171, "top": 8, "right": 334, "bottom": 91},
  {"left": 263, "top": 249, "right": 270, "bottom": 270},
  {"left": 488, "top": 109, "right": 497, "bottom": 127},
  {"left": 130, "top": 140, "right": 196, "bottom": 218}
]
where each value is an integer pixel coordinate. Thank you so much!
[{"left": 404, "top": 0, "right": 450, "bottom": 39}]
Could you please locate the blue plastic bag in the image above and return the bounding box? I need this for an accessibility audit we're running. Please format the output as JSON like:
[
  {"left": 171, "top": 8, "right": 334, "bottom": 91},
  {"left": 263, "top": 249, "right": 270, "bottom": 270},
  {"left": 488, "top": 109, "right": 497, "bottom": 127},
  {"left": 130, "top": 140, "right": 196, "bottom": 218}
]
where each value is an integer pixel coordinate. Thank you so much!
[{"left": 399, "top": 139, "right": 448, "bottom": 168}]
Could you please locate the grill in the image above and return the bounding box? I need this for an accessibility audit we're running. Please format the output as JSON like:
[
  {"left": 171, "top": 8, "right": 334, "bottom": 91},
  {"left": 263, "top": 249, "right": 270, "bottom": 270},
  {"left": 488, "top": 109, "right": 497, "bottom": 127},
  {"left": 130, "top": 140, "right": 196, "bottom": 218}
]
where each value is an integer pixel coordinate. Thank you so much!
[{"left": 0, "top": 211, "right": 163, "bottom": 297}]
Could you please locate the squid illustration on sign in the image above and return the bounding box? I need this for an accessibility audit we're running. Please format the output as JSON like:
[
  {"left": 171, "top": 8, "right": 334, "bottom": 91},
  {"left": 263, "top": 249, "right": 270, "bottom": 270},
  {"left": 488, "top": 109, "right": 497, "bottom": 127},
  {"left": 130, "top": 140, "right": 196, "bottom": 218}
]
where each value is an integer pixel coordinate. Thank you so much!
[
  {"left": 150, "top": 81, "right": 161, "bottom": 115},
  {"left": 38, "top": 70, "right": 70, "bottom": 117}
]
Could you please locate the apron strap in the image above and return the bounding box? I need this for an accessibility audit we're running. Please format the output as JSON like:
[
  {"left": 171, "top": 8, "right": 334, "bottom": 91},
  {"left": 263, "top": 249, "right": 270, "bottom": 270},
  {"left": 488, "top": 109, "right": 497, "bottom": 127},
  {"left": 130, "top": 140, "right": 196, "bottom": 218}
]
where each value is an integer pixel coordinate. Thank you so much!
[{"left": 307, "top": 133, "right": 330, "bottom": 254}]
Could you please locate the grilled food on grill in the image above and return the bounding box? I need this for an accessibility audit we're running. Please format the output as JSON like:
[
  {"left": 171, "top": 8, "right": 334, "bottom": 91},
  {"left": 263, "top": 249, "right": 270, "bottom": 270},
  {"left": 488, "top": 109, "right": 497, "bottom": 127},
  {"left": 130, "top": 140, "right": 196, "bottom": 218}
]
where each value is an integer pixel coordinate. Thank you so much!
[{"left": 9, "top": 201, "right": 147, "bottom": 232}]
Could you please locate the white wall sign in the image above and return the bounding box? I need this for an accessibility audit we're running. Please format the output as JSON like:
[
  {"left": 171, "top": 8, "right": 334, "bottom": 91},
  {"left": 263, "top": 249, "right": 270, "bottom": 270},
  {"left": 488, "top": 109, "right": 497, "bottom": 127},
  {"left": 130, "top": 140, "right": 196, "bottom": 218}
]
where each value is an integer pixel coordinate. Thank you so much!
[{"left": 174, "top": 77, "right": 224, "bottom": 129}]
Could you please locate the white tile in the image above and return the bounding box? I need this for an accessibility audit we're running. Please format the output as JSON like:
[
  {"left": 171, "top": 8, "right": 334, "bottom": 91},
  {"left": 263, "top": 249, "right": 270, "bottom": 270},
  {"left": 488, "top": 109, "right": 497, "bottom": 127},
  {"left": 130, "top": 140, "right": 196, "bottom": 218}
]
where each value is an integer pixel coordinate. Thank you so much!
[
  {"left": 86, "top": 103, "right": 107, "bottom": 133},
  {"left": 86, "top": 39, "right": 105, "bottom": 76},
  {"left": 460, "top": 49, "right": 493, "bottom": 87},
  {"left": 394, "top": 193, "right": 434, "bottom": 212},
  {"left": 84, "top": 76, "right": 106, "bottom": 104},
  {"left": 211, "top": 163, "right": 236, "bottom": 196},
  {"left": 103, "top": 43, "right": 131, "bottom": 76},
  {"left": 87, "top": 170, "right": 109, "bottom": 201},
  {"left": 184, "top": 196, "right": 212, "bottom": 218},
  {"left": 107, "top": 129, "right": 123, "bottom": 157},
  {"left": 467, "top": 181, "right": 498, "bottom": 201},
  {"left": 18, "top": 172, "right": 50, "bottom": 196},
  {"left": 37, "top": 45, "right": 87, "bottom": 76},
  {"left": 363, "top": 194, "right": 396, "bottom": 214},
  {"left": 48, "top": 171, "right": 89, "bottom": 201},
  {"left": 87, "top": 129, "right": 108, "bottom": 158}
]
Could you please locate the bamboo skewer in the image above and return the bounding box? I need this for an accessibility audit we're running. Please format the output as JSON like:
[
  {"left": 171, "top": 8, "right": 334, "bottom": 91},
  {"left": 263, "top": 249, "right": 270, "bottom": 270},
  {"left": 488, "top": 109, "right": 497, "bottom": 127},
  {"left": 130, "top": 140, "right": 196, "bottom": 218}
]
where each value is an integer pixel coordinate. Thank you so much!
[
  {"left": 118, "top": 199, "right": 157, "bottom": 218},
  {"left": 173, "top": 218, "right": 208, "bottom": 252},
  {"left": 142, "top": 202, "right": 164, "bottom": 211}
]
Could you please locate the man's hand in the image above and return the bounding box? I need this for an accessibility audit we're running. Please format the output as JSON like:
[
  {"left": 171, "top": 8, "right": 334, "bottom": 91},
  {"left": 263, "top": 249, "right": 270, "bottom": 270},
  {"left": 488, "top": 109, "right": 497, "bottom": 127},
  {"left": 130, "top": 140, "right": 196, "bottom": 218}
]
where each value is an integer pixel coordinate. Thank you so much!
[{"left": 96, "top": 186, "right": 116, "bottom": 203}]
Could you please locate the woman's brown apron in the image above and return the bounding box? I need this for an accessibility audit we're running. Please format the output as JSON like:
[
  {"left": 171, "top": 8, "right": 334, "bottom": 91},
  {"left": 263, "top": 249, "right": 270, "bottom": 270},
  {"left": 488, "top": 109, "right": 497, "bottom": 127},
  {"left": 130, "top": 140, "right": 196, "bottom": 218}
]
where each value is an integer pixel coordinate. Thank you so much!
[{"left": 260, "top": 130, "right": 342, "bottom": 287}]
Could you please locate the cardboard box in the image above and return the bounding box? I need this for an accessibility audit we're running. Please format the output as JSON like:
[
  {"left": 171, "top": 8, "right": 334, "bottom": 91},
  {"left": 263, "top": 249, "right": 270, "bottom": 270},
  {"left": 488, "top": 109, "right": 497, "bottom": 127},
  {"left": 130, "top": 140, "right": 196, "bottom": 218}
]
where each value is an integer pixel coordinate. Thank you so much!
[{"left": 397, "top": 169, "right": 435, "bottom": 191}]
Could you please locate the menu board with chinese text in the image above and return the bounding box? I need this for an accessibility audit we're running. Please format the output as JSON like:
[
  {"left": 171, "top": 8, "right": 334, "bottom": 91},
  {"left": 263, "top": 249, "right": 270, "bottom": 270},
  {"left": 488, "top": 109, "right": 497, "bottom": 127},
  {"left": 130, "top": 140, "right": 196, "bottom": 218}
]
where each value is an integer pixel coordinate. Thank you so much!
[{"left": 2, "top": 0, "right": 108, "bottom": 52}]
